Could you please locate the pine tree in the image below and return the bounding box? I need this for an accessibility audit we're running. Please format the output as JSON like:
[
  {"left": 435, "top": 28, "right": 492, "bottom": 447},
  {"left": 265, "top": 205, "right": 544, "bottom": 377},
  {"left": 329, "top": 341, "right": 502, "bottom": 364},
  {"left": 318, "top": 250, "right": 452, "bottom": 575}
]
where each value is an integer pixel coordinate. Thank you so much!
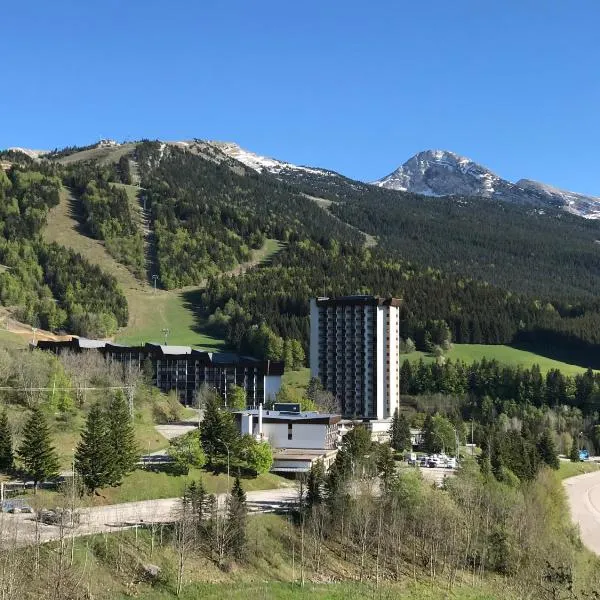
[
  {"left": 107, "top": 391, "right": 139, "bottom": 484},
  {"left": 537, "top": 429, "right": 560, "bottom": 470},
  {"left": 227, "top": 476, "right": 247, "bottom": 559},
  {"left": 421, "top": 413, "right": 435, "bottom": 454},
  {"left": 75, "top": 401, "right": 114, "bottom": 493},
  {"left": 0, "top": 409, "right": 14, "bottom": 473},
  {"left": 201, "top": 393, "right": 238, "bottom": 469},
  {"left": 570, "top": 436, "right": 580, "bottom": 462},
  {"left": 306, "top": 460, "right": 325, "bottom": 507},
  {"left": 390, "top": 409, "right": 412, "bottom": 452},
  {"left": 18, "top": 406, "right": 59, "bottom": 490}
]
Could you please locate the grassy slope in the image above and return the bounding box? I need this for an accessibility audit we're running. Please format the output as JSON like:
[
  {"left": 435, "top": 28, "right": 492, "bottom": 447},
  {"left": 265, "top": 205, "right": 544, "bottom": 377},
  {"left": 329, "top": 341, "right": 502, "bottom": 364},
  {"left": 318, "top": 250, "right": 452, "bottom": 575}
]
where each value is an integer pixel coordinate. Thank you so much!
[
  {"left": 42, "top": 187, "right": 224, "bottom": 348},
  {"left": 404, "top": 343, "right": 591, "bottom": 376},
  {"left": 43, "top": 186, "right": 281, "bottom": 347},
  {"left": 55, "top": 143, "right": 137, "bottom": 165},
  {"left": 558, "top": 460, "right": 600, "bottom": 480},
  {"left": 56, "top": 514, "right": 516, "bottom": 600}
]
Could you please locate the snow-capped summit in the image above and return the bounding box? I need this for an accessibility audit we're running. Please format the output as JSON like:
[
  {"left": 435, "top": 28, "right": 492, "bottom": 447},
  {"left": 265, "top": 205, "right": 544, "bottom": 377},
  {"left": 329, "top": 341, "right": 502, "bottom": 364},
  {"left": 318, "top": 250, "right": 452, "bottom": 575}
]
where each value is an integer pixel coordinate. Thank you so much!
[{"left": 375, "top": 150, "right": 600, "bottom": 217}]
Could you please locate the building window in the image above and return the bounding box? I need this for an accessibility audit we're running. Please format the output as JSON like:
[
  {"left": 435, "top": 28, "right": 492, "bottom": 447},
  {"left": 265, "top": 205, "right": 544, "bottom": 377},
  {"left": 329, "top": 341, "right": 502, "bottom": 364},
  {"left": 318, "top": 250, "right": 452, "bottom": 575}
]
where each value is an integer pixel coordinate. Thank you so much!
[{"left": 288, "top": 422, "right": 293, "bottom": 440}]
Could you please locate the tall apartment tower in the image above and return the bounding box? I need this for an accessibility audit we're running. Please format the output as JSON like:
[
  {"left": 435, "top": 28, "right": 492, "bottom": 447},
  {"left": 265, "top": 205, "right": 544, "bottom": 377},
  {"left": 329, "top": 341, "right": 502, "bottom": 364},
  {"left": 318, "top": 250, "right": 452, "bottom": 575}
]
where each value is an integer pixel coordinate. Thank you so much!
[{"left": 310, "top": 296, "right": 401, "bottom": 421}]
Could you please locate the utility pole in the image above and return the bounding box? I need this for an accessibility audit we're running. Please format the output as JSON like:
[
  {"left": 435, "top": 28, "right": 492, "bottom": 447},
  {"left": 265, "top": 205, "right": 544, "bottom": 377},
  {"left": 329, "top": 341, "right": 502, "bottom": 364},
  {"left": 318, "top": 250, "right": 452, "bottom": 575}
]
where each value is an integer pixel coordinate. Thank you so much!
[
  {"left": 152, "top": 274, "right": 158, "bottom": 293},
  {"left": 161, "top": 328, "right": 170, "bottom": 346}
]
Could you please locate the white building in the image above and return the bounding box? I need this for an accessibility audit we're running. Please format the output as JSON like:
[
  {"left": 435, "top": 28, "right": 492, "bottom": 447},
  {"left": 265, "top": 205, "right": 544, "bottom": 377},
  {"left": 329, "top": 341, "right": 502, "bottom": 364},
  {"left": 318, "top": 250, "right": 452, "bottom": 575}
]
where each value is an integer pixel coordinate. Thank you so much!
[
  {"left": 234, "top": 404, "right": 341, "bottom": 473},
  {"left": 310, "top": 295, "right": 401, "bottom": 422}
]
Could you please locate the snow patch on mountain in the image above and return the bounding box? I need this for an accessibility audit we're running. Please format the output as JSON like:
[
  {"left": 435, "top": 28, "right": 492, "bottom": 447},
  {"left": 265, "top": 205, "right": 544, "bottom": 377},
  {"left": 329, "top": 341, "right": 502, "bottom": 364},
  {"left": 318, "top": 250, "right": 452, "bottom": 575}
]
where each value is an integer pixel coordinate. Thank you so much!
[
  {"left": 209, "top": 141, "right": 336, "bottom": 177},
  {"left": 6, "top": 147, "right": 48, "bottom": 159},
  {"left": 375, "top": 150, "right": 600, "bottom": 219}
]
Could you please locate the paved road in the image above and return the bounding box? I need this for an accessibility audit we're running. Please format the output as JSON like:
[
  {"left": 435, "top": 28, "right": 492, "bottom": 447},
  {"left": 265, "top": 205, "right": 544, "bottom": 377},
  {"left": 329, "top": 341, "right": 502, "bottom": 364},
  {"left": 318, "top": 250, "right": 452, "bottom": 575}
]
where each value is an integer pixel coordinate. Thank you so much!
[
  {"left": 564, "top": 470, "right": 600, "bottom": 555},
  {"left": 0, "top": 487, "right": 297, "bottom": 547}
]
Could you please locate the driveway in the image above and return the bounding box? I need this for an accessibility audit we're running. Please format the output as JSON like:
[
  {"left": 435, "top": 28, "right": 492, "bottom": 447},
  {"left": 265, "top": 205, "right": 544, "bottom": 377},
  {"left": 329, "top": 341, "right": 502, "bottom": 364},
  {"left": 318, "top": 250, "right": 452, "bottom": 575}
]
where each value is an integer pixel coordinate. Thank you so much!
[{"left": 563, "top": 470, "right": 600, "bottom": 555}]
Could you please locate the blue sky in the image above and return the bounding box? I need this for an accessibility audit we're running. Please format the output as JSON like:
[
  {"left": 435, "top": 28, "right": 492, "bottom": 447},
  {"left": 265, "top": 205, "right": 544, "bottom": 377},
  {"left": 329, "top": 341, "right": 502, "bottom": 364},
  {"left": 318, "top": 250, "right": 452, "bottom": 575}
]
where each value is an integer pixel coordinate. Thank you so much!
[{"left": 1, "top": 1, "right": 599, "bottom": 194}]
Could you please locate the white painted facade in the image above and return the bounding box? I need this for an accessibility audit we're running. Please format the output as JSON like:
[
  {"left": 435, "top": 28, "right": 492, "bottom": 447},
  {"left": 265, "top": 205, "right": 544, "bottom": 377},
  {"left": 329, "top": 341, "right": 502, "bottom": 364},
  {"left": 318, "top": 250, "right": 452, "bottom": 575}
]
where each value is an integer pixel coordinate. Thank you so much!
[{"left": 236, "top": 409, "right": 339, "bottom": 451}]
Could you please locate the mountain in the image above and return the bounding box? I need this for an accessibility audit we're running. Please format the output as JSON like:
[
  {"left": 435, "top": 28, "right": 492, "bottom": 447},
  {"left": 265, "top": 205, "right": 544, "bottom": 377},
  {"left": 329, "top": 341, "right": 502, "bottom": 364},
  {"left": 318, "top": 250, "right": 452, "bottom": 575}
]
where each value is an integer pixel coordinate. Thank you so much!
[{"left": 375, "top": 149, "right": 600, "bottom": 218}]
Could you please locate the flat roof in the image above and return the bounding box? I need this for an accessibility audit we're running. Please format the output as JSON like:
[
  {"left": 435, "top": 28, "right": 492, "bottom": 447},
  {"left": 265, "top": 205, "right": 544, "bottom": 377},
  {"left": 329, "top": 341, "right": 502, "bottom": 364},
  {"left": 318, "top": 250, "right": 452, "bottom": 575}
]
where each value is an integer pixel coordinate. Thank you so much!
[
  {"left": 236, "top": 409, "right": 340, "bottom": 425},
  {"left": 315, "top": 295, "right": 401, "bottom": 308}
]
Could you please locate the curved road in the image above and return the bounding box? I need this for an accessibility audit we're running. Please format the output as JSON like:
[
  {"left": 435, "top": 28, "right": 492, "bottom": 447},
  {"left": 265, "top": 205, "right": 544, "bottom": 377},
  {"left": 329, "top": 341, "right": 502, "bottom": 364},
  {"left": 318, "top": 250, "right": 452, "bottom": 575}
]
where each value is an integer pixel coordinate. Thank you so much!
[{"left": 564, "top": 470, "right": 600, "bottom": 555}]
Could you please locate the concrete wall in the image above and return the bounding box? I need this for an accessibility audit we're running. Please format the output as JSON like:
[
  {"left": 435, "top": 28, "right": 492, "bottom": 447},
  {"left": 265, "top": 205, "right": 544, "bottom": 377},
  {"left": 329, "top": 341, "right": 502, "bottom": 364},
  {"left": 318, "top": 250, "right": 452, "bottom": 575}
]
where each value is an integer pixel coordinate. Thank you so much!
[
  {"left": 264, "top": 375, "right": 282, "bottom": 401},
  {"left": 259, "top": 422, "right": 327, "bottom": 450}
]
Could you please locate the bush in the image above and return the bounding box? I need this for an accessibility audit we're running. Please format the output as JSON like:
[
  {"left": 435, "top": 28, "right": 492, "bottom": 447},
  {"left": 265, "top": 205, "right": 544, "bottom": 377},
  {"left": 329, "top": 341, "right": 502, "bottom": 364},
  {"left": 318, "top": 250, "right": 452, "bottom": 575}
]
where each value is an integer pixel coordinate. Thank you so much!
[{"left": 152, "top": 392, "right": 184, "bottom": 424}]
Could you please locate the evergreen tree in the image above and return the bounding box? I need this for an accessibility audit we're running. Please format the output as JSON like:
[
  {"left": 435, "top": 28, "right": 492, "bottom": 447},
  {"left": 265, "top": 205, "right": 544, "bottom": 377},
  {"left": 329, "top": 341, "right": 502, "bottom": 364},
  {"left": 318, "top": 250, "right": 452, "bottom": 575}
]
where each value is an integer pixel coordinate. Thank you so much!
[
  {"left": 306, "top": 460, "right": 325, "bottom": 507},
  {"left": 75, "top": 402, "right": 114, "bottom": 493},
  {"left": 389, "top": 409, "right": 412, "bottom": 452},
  {"left": 376, "top": 443, "right": 397, "bottom": 489},
  {"left": 201, "top": 393, "right": 238, "bottom": 468},
  {"left": 107, "top": 391, "right": 139, "bottom": 484},
  {"left": 0, "top": 409, "right": 14, "bottom": 473},
  {"left": 17, "top": 406, "right": 59, "bottom": 490},
  {"left": 421, "top": 413, "right": 435, "bottom": 454},
  {"left": 400, "top": 360, "right": 412, "bottom": 394},
  {"left": 227, "top": 476, "right": 248, "bottom": 559},
  {"left": 537, "top": 429, "right": 560, "bottom": 470},
  {"left": 570, "top": 436, "right": 580, "bottom": 462}
]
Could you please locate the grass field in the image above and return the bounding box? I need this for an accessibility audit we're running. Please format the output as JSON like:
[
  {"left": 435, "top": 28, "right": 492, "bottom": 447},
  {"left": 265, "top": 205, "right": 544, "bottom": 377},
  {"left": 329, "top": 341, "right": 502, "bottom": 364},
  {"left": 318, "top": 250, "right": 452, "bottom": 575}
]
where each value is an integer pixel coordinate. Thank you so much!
[
  {"left": 281, "top": 367, "right": 310, "bottom": 394},
  {"left": 559, "top": 460, "right": 600, "bottom": 480},
  {"left": 55, "top": 143, "right": 137, "bottom": 166},
  {"left": 404, "top": 343, "right": 591, "bottom": 376}
]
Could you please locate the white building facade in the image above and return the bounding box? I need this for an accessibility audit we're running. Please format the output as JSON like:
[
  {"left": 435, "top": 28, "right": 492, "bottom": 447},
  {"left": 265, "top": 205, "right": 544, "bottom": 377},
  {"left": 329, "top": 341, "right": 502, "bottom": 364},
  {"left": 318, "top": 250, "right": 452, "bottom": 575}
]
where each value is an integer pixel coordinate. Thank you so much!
[
  {"left": 235, "top": 406, "right": 341, "bottom": 473},
  {"left": 310, "top": 295, "right": 401, "bottom": 421}
]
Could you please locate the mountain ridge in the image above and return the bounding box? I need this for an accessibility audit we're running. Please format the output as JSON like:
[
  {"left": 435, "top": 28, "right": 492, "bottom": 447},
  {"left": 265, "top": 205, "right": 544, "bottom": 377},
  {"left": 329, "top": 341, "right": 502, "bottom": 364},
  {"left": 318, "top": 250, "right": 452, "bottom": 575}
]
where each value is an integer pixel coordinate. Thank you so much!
[
  {"left": 375, "top": 149, "right": 600, "bottom": 218},
  {"left": 4, "top": 139, "right": 600, "bottom": 218}
]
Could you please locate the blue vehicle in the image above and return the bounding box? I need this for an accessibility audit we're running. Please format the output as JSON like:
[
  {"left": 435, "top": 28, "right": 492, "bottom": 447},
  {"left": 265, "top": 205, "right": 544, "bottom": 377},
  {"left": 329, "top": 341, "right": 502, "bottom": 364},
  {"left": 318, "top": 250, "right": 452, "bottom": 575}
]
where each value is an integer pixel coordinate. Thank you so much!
[{"left": 579, "top": 449, "right": 589, "bottom": 461}]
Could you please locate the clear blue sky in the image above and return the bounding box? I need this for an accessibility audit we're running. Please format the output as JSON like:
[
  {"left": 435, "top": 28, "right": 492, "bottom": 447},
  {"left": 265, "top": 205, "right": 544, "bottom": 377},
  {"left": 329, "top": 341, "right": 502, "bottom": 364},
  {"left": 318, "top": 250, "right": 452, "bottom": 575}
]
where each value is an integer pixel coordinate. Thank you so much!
[{"left": 2, "top": 1, "right": 599, "bottom": 194}]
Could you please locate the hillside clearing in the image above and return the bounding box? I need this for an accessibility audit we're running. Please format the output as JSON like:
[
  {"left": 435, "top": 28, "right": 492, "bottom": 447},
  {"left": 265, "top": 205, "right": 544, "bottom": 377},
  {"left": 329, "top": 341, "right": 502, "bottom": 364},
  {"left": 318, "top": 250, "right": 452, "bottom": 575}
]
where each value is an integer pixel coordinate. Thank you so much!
[
  {"left": 404, "top": 343, "right": 592, "bottom": 376},
  {"left": 55, "top": 143, "right": 137, "bottom": 165}
]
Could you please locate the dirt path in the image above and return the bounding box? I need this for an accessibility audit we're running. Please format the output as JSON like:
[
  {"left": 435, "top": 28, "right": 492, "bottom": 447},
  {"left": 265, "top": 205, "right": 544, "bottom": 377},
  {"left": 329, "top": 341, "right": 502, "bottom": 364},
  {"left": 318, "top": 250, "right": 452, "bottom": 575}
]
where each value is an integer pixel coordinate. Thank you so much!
[{"left": 564, "top": 470, "right": 600, "bottom": 555}]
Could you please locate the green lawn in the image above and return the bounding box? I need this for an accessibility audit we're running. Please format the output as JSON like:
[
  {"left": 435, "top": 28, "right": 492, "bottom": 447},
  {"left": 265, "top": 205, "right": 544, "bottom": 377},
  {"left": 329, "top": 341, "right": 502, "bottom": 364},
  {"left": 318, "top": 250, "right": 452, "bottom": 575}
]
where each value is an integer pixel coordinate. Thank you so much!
[
  {"left": 115, "top": 289, "right": 225, "bottom": 349},
  {"left": 404, "top": 344, "right": 591, "bottom": 376},
  {"left": 133, "top": 581, "right": 510, "bottom": 600},
  {"left": 558, "top": 460, "right": 600, "bottom": 480},
  {"left": 281, "top": 367, "right": 310, "bottom": 394},
  {"left": 99, "top": 468, "right": 289, "bottom": 504},
  {"left": 0, "top": 330, "right": 27, "bottom": 349}
]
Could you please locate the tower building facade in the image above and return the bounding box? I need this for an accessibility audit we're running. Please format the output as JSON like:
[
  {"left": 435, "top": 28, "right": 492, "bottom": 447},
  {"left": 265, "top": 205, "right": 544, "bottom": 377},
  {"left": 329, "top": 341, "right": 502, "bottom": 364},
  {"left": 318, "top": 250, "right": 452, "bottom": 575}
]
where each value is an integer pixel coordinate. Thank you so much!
[{"left": 310, "top": 296, "right": 401, "bottom": 420}]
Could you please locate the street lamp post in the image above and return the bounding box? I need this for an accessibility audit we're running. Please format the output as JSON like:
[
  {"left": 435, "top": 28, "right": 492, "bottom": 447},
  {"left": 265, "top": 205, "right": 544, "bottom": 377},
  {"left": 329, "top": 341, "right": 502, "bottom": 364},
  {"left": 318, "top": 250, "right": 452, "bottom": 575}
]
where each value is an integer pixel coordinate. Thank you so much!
[
  {"left": 161, "top": 328, "right": 170, "bottom": 346},
  {"left": 152, "top": 274, "right": 158, "bottom": 293}
]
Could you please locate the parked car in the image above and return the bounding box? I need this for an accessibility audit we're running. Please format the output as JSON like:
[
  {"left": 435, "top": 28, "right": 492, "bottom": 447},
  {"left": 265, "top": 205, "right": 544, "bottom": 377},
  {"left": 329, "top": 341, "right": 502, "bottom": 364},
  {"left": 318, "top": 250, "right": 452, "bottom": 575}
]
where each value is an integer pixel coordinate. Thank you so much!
[
  {"left": 427, "top": 457, "right": 440, "bottom": 468},
  {"left": 446, "top": 457, "right": 457, "bottom": 469}
]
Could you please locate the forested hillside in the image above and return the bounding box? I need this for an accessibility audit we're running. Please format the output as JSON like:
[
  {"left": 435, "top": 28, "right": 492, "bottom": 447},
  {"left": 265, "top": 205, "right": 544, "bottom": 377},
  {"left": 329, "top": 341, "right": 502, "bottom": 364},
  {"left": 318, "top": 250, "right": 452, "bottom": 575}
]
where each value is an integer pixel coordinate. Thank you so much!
[
  {"left": 4, "top": 139, "right": 600, "bottom": 367},
  {"left": 64, "top": 160, "right": 144, "bottom": 277},
  {"left": 135, "top": 142, "right": 363, "bottom": 288},
  {"left": 0, "top": 156, "right": 127, "bottom": 337}
]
